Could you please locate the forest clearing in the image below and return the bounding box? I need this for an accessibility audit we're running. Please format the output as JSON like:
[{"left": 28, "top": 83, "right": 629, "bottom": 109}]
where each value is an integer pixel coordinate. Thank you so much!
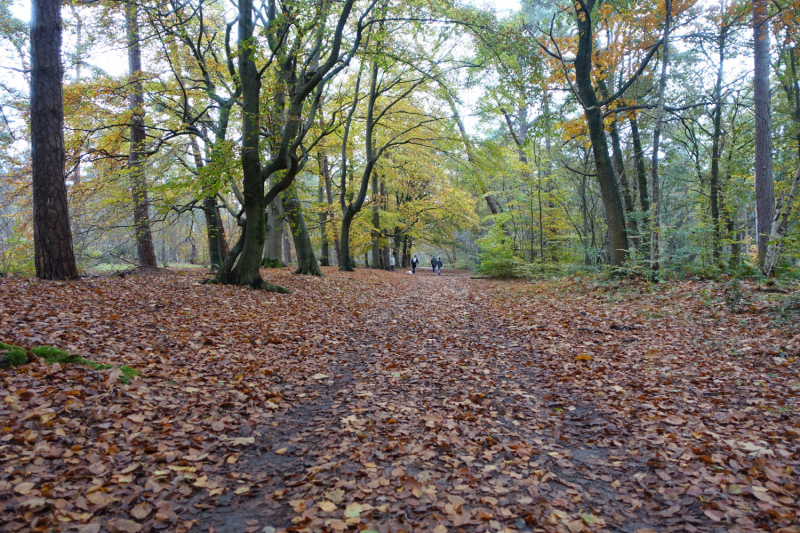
[{"left": 1, "top": 268, "right": 799, "bottom": 533}]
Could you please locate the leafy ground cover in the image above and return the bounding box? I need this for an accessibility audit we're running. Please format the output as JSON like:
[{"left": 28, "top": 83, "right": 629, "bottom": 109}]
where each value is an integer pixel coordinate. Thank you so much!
[{"left": 0, "top": 268, "right": 798, "bottom": 533}]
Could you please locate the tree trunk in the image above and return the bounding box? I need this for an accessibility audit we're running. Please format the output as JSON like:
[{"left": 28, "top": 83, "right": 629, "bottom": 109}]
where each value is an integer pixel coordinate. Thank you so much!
[
  {"left": 31, "top": 0, "right": 79, "bottom": 280},
  {"left": 709, "top": 32, "right": 726, "bottom": 262},
  {"left": 380, "top": 180, "right": 391, "bottom": 269},
  {"left": 753, "top": 0, "right": 775, "bottom": 268},
  {"left": 606, "top": 98, "right": 639, "bottom": 246},
  {"left": 573, "top": 1, "right": 628, "bottom": 266},
  {"left": 630, "top": 115, "right": 650, "bottom": 216},
  {"left": 321, "top": 152, "right": 340, "bottom": 265},
  {"left": 650, "top": 0, "right": 672, "bottom": 272},
  {"left": 217, "top": 208, "right": 229, "bottom": 259},
  {"left": 317, "top": 181, "right": 329, "bottom": 266},
  {"left": 263, "top": 182, "right": 285, "bottom": 267},
  {"left": 214, "top": 0, "right": 274, "bottom": 289},
  {"left": 340, "top": 213, "right": 354, "bottom": 271},
  {"left": 189, "top": 138, "right": 225, "bottom": 269},
  {"left": 284, "top": 188, "right": 322, "bottom": 276},
  {"left": 764, "top": 163, "right": 800, "bottom": 276},
  {"left": 370, "top": 172, "right": 380, "bottom": 268},
  {"left": 283, "top": 225, "right": 292, "bottom": 266},
  {"left": 126, "top": 4, "right": 157, "bottom": 268},
  {"left": 203, "top": 197, "right": 223, "bottom": 269}
]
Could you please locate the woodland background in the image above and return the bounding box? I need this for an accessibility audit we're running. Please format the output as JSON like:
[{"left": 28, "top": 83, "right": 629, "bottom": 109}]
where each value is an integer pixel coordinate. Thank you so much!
[{"left": 1, "top": 0, "right": 799, "bottom": 281}]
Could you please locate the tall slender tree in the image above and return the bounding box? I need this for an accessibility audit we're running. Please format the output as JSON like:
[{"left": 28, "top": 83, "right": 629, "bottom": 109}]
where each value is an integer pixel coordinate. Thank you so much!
[
  {"left": 650, "top": 0, "right": 672, "bottom": 272},
  {"left": 753, "top": 0, "right": 775, "bottom": 268},
  {"left": 30, "top": 0, "right": 79, "bottom": 280},
  {"left": 126, "top": 4, "right": 157, "bottom": 267}
]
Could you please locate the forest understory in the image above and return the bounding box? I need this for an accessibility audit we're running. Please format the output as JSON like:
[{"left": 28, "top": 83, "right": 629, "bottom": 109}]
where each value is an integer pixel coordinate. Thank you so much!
[{"left": 1, "top": 269, "right": 799, "bottom": 533}]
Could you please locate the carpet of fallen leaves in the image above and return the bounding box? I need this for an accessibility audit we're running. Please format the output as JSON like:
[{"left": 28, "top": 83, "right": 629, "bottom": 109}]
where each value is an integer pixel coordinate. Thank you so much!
[{"left": 1, "top": 267, "right": 799, "bottom": 533}]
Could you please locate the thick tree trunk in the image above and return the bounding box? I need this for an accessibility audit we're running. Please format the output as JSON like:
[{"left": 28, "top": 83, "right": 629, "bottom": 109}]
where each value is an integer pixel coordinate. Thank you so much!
[
  {"left": 283, "top": 225, "right": 292, "bottom": 266},
  {"left": 214, "top": 0, "right": 277, "bottom": 289},
  {"left": 340, "top": 213, "right": 354, "bottom": 271},
  {"left": 217, "top": 208, "right": 229, "bottom": 258},
  {"left": 609, "top": 108, "right": 639, "bottom": 245},
  {"left": 264, "top": 184, "right": 285, "bottom": 267},
  {"left": 753, "top": 0, "right": 775, "bottom": 268},
  {"left": 30, "top": 0, "right": 79, "bottom": 280},
  {"left": 126, "top": 4, "right": 157, "bottom": 268},
  {"left": 573, "top": 1, "right": 628, "bottom": 266},
  {"left": 284, "top": 188, "right": 322, "bottom": 276},
  {"left": 203, "top": 197, "right": 223, "bottom": 269},
  {"left": 650, "top": 0, "right": 672, "bottom": 272}
]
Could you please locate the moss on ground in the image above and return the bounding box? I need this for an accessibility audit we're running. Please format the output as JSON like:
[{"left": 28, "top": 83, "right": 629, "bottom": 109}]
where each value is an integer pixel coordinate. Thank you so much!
[
  {"left": 2, "top": 344, "right": 142, "bottom": 384},
  {"left": 0, "top": 342, "right": 28, "bottom": 368}
]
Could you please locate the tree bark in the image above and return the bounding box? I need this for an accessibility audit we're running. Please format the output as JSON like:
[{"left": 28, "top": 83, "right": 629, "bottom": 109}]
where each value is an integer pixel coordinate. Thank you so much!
[
  {"left": 264, "top": 190, "right": 285, "bottom": 267},
  {"left": 709, "top": 28, "right": 727, "bottom": 262},
  {"left": 31, "top": 0, "right": 79, "bottom": 280},
  {"left": 650, "top": 0, "right": 672, "bottom": 272},
  {"left": 284, "top": 188, "right": 322, "bottom": 276},
  {"left": 203, "top": 197, "right": 223, "bottom": 268},
  {"left": 764, "top": 163, "right": 800, "bottom": 276},
  {"left": 370, "top": 171, "right": 381, "bottom": 268},
  {"left": 630, "top": 115, "right": 650, "bottom": 216},
  {"left": 317, "top": 180, "right": 329, "bottom": 266},
  {"left": 753, "top": 0, "right": 775, "bottom": 268},
  {"left": 380, "top": 180, "right": 391, "bottom": 269},
  {"left": 573, "top": 0, "right": 628, "bottom": 266},
  {"left": 126, "top": 4, "right": 157, "bottom": 268},
  {"left": 600, "top": 79, "right": 639, "bottom": 246},
  {"left": 215, "top": 0, "right": 269, "bottom": 288},
  {"left": 189, "top": 137, "right": 225, "bottom": 269},
  {"left": 320, "top": 152, "right": 340, "bottom": 265}
]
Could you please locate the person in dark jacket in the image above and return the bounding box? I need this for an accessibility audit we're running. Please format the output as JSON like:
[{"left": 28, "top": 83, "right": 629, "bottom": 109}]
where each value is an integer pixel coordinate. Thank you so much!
[
  {"left": 431, "top": 256, "right": 437, "bottom": 274},
  {"left": 437, "top": 257, "right": 443, "bottom": 275},
  {"left": 411, "top": 255, "right": 418, "bottom": 274}
]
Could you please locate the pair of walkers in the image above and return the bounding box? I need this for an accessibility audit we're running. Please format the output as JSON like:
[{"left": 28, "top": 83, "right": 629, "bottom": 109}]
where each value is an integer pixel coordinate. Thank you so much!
[
  {"left": 409, "top": 255, "right": 442, "bottom": 275},
  {"left": 430, "top": 256, "right": 443, "bottom": 275}
]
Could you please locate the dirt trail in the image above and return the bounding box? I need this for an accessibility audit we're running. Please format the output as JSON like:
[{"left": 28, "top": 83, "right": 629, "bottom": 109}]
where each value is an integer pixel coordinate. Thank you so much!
[{"left": 204, "top": 273, "right": 721, "bottom": 533}]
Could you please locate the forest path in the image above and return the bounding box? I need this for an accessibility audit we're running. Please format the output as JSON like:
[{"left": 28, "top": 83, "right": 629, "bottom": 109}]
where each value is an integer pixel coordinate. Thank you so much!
[
  {"left": 1, "top": 269, "right": 796, "bottom": 533},
  {"left": 206, "top": 272, "right": 692, "bottom": 533}
]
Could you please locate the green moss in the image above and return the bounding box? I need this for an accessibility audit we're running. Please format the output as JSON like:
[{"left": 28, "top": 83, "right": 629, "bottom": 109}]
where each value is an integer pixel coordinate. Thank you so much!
[
  {"left": 0, "top": 342, "right": 28, "bottom": 368},
  {"left": 32, "top": 345, "right": 138, "bottom": 383},
  {"left": 119, "top": 365, "right": 141, "bottom": 384}
]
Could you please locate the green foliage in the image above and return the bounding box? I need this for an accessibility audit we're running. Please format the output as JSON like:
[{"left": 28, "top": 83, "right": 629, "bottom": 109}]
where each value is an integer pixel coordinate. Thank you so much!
[{"left": 475, "top": 214, "right": 529, "bottom": 278}]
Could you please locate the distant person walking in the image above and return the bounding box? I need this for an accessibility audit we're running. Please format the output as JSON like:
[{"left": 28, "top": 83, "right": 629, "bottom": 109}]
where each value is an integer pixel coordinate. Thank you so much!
[
  {"left": 389, "top": 255, "right": 395, "bottom": 272},
  {"left": 437, "top": 257, "right": 442, "bottom": 275},
  {"left": 431, "top": 256, "right": 437, "bottom": 274},
  {"left": 411, "top": 255, "right": 418, "bottom": 274}
]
